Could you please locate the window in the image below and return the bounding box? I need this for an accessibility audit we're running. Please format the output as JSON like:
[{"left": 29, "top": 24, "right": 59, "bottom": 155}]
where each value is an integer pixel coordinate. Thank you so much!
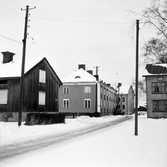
[
  {"left": 84, "top": 99, "right": 91, "bottom": 108},
  {"left": 153, "top": 100, "right": 167, "bottom": 112},
  {"left": 0, "top": 80, "right": 7, "bottom": 84},
  {"left": 63, "top": 87, "right": 70, "bottom": 94},
  {"left": 157, "top": 76, "right": 163, "bottom": 81},
  {"left": 75, "top": 76, "right": 81, "bottom": 79},
  {"left": 122, "top": 97, "right": 125, "bottom": 102},
  {"left": 39, "top": 70, "right": 46, "bottom": 83},
  {"left": 38, "top": 91, "right": 46, "bottom": 105},
  {"left": 123, "top": 105, "right": 125, "bottom": 109},
  {"left": 63, "top": 99, "right": 70, "bottom": 108},
  {"left": 152, "top": 82, "right": 167, "bottom": 94},
  {"left": 0, "top": 89, "right": 8, "bottom": 104},
  {"left": 84, "top": 86, "right": 91, "bottom": 93}
]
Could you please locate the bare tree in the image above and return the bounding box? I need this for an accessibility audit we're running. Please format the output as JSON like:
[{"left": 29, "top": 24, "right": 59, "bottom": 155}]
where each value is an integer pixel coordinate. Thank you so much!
[
  {"left": 141, "top": 0, "right": 167, "bottom": 63},
  {"left": 132, "top": 78, "right": 146, "bottom": 98}
]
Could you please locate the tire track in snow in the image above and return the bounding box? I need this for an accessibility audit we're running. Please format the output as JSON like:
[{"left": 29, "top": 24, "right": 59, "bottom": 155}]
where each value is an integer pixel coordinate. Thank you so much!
[{"left": 0, "top": 116, "right": 132, "bottom": 161}]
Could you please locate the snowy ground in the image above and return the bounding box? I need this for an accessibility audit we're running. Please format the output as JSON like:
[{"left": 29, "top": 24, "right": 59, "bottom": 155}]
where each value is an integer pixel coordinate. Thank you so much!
[{"left": 0, "top": 114, "right": 167, "bottom": 167}]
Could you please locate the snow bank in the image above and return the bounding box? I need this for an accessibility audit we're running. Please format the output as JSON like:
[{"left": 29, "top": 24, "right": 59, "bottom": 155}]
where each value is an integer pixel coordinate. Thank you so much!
[
  {"left": 0, "top": 114, "right": 167, "bottom": 167},
  {"left": 0, "top": 115, "right": 119, "bottom": 146}
]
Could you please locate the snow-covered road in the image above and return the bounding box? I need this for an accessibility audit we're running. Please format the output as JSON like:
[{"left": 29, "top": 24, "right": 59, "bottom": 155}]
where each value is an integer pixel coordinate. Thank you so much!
[
  {"left": 0, "top": 114, "right": 167, "bottom": 167},
  {"left": 0, "top": 116, "right": 132, "bottom": 160}
]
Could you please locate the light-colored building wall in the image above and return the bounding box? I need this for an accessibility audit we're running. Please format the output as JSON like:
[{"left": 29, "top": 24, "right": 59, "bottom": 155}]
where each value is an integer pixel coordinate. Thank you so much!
[
  {"left": 59, "top": 83, "right": 96, "bottom": 114},
  {"left": 145, "top": 76, "right": 167, "bottom": 118},
  {"left": 127, "top": 87, "right": 135, "bottom": 114},
  {"left": 59, "top": 66, "right": 117, "bottom": 116},
  {"left": 119, "top": 86, "right": 134, "bottom": 115},
  {"left": 98, "top": 82, "right": 117, "bottom": 116}
]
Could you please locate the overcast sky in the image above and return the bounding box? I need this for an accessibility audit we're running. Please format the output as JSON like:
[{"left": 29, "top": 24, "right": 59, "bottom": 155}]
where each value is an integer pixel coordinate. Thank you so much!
[{"left": 0, "top": 0, "right": 153, "bottom": 87}]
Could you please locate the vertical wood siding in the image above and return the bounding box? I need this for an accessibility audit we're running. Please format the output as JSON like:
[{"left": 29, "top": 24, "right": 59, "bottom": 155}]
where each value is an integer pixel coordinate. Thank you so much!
[{"left": 0, "top": 59, "right": 61, "bottom": 113}]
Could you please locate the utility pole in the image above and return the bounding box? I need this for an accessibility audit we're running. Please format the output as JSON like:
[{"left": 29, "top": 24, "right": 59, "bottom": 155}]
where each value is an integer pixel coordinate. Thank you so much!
[
  {"left": 135, "top": 20, "right": 139, "bottom": 135},
  {"left": 18, "top": 5, "right": 35, "bottom": 126}
]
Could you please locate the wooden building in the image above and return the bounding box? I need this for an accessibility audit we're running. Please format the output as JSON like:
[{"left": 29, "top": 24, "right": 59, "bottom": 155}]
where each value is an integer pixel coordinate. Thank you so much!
[
  {"left": 143, "top": 64, "right": 167, "bottom": 118},
  {"left": 59, "top": 64, "right": 117, "bottom": 116},
  {"left": 0, "top": 52, "right": 62, "bottom": 118}
]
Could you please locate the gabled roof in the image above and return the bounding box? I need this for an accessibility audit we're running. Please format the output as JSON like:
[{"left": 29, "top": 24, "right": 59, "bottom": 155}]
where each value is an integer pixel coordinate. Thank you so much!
[
  {"left": 61, "top": 68, "right": 97, "bottom": 83},
  {"left": 119, "top": 85, "right": 133, "bottom": 94},
  {"left": 143, "top": 64, "right": 167, "bottom": 76},
  {"left": 0, "top": 57, "right": 44, "bottom": 78}
]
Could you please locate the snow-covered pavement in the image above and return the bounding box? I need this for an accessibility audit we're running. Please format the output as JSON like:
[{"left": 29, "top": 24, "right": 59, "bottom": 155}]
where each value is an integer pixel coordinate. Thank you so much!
[
  {"left": 0, "top": 114, "right": 167, "bottom": 167},
  {"left": 0, "top": 116, "right": 131, "bottom": 160}
]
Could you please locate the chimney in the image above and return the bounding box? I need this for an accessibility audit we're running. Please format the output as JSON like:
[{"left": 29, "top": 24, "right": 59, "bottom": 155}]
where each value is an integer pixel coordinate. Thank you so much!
[
  {"left": 78, "top": 64, "right": 86, "bottom": 70},
  {"left": 107, "top": 83, "right": 111, "bottom": 87},
  {"left": 94, "top": 75, "right": 99, "bottom": 81},
  {"left": 87, "top": 70, "right": 93, "bottom": 75},
  {"left": 1, "top": 51, "right": 15, "bottom": 64}
]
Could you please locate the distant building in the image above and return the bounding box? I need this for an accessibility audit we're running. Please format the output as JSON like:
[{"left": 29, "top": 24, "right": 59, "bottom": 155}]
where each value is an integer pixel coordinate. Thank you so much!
[
  {"left": 0, "top": 52, "right": 62, "bottom": 119},
  {"left": 59, "top": 65, "right": 117, "bottom": 117},
  {"left": 143, "top": 63, "right": 167, "bottom": 118},
  {"left": 118, "top": 85, "right": 135, "bottom": 115}
]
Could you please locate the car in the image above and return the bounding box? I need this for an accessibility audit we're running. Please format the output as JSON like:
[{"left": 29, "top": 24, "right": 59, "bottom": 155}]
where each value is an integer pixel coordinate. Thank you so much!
[{"left": 113, "top": 109, "right": 125, "bottom": 115}]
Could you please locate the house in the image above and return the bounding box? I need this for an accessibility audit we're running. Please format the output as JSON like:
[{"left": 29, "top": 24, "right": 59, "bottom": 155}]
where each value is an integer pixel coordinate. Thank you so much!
[
  {"left": 0, "top": 51, "right": 62, "bottom": 120},
  {"left": 143, "top": 63, "right": 167, "bottom": 118},
  {"left": 59, "top": 64, "right": 117, "bottom": 117},
  {"left": 118, "top": 85, "right": 135, "bottom": 115}
]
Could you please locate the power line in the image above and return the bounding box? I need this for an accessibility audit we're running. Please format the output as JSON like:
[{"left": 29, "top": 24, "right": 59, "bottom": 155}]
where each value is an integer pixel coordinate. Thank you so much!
[
  {"left": 0, "top": 2, "right": 22, "bottom": 17},
  {"left": 31, "top": 16, "right": 133, "bottom": 25},
  {"left": 35, "top": 8, "right": 84, "bottom": 58},
  {"left": 0, "top": 34, "right": 22, "bottom": 44},
  {"left": 0, "top": 8, "right": 22, "bottom": 23}
]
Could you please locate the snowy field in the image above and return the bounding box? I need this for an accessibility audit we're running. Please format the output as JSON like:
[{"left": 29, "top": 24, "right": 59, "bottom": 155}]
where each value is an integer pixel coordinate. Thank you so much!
[{"left": 0, "top": 114, "right": 167, "bottom": 167}]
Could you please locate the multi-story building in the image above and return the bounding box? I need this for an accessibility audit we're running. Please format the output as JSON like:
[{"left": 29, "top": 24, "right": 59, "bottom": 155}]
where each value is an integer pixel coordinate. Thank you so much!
[
  {"left": 98, "top": 81, "right": 117, "bottom": 115},
  {"left": 143, "top": 63, "right": 167, "bottom": 118},
  {"left": 59, "top": 64, "right": 117, "bottom": 117},
  {"left": 118, "top": 85, "right": 135, "bottom": 115}
]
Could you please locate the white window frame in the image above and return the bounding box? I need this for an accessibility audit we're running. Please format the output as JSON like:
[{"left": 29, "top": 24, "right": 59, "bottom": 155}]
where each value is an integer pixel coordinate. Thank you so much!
[
  {"left": 84, "top": 99, "right": 91, "bottom": 108},
  {"left": 38, "top": 91, "right": 46, "bottom": 105},
  {"left": 84, "top": 86, "right": 91, "bottom": 93},
  {"left": 0, "top": 89, "right": 8, "bottom": 104},
  {"left": 39, "top": 69, "right": 46, "bottom": 83},
  {"left": 63, "top": 87, "right": 70, "bottom": 94},
  {"left": 63, "top": 99, "right": 70, "bottom": 108}
]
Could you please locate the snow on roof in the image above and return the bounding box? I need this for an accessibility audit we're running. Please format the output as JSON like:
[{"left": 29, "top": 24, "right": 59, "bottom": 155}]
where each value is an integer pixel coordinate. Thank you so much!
[
  {"left": 119, "top": 85, "right": 131, "bottom": 94},
  {"left": 143, "top": 63, "right": 167, "bottom": 76},
  {"left": 0, "top": 57, "right": 43, "bottom": 78},
  {"left": 61, "top": 68, "right": 97, "bottom": 83}
]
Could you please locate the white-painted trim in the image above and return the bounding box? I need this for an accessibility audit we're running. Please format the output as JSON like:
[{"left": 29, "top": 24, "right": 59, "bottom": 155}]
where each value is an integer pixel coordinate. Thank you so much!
[{"left": 63, "top": 82, "right": 96, "bottom": 86}]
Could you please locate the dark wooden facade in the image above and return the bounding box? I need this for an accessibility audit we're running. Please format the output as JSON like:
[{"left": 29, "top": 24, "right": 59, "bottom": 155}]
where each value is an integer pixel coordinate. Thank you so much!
[{"left": 0, "top": 58, "right": 62, "bottom": 113}]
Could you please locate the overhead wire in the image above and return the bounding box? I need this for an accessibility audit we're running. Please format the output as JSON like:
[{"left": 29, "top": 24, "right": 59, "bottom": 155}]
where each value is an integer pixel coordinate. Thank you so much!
[
  {"left": 31, "top": 16, "right": 134, "bottom": 25},
  {"left": 0, "top": 7, "right": 23, "bottom": 23},
  {"left": 0, "top": 2, "right": 23, "bottom": 32},
  {"left": 29, "top": 15, "right": 77, "bottom": 61},
  {"left": 0, "top": 1, "right": 23, "bottom": 17},
  {"left": 0, "top": 34, "right": 22, "bottom": 44},
  {"left": 8, "top": 0, "right": 22, "bottom": 8},
  {"left": 36, "top": 8, "right": 86, "bottom": 57},
  {"left": 30, "top": 9, "right": 85, "bottom": 63}
]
